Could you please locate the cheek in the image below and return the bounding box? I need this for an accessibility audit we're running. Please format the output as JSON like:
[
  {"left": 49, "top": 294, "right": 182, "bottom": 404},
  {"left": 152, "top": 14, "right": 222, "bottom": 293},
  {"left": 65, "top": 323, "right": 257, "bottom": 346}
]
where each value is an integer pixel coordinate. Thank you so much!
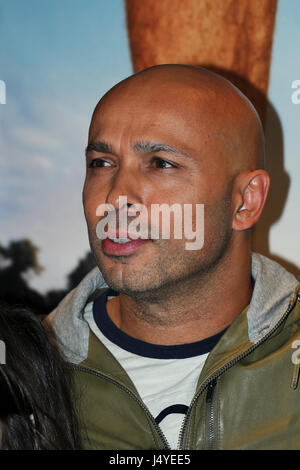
[
  {"left": 83, "top": 181, "right": 106, "bottom": 222},
  {"left": 205, "top": 198, "right": 233, "bottom": 241},
  {"left": 83, "top": 195, "right": 101, "bottom": 229}
]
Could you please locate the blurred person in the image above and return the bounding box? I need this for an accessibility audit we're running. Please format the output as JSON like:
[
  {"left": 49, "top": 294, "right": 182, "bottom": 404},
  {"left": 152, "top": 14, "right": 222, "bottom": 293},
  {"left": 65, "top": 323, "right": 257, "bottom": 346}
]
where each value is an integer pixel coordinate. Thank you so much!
[
  {"left": 0, "top": 302, "right": 82, "bottom": 450},
  {"left": 49, "top": 65, "right": 300, "bottom": 450}
]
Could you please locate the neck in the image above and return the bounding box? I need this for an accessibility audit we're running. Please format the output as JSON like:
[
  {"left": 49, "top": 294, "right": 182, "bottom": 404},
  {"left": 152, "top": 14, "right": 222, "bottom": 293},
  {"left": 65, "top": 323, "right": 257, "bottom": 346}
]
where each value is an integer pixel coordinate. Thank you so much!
[{"left": 106, "top": 241, "right": 252, "bottom": 345}]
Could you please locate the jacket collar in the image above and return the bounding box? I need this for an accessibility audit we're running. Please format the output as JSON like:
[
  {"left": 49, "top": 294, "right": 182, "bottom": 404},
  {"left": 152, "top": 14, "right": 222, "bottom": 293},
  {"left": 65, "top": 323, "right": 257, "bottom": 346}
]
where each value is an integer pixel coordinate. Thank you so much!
[
  {"left": 248, "top": 253, "right": 299, "bottom": 343},
  {"left": 47, "top": 252, "right": 299, "bottom": 363}
]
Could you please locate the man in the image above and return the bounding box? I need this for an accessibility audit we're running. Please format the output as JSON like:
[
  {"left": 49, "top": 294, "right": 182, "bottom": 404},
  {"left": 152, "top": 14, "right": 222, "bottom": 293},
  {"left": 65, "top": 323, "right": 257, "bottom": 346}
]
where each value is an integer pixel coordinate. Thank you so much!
[{"left": 48, "top": 65, "right": 300, "bottom": 450}]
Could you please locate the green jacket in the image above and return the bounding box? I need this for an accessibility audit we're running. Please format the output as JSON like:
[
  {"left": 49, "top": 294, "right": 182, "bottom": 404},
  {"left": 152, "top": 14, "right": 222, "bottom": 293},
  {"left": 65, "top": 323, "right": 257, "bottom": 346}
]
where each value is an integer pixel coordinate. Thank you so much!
[{"left": 48, "top": 253, "right": 300, "bottom": 449}]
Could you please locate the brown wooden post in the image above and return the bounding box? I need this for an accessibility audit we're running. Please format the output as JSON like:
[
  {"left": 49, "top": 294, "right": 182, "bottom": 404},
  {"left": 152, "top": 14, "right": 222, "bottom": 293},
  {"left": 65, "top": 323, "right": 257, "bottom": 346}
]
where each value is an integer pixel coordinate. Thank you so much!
[{"left": 126, "top": 0, "right": 277, "bottom": 122}]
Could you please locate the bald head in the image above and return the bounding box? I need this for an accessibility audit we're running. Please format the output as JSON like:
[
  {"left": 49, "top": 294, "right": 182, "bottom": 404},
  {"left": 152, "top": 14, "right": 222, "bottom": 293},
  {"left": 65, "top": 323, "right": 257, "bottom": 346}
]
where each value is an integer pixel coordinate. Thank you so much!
[
  {"left": 84, "top": 64, "right": 270, "bottom": 298},
  {"left": 89, "top": 64, "right": 265, "bottom": 174}
]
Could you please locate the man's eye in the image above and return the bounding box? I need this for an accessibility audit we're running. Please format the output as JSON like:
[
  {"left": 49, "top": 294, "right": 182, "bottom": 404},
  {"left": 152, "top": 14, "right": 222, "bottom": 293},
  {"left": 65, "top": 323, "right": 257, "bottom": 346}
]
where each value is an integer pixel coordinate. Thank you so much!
[
  {"left": 88, "top": 158, "right": 111, "bottom": 168},
  {"left": 151, "top": 157, "right": 176, "bottom": 169}
]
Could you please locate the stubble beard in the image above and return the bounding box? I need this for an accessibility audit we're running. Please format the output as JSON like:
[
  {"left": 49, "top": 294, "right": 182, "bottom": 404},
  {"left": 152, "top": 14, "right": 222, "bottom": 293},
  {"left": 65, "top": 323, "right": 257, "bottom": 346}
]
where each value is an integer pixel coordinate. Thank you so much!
[{"left": 88, "top": 194, "right": 233, "bottom": 303}]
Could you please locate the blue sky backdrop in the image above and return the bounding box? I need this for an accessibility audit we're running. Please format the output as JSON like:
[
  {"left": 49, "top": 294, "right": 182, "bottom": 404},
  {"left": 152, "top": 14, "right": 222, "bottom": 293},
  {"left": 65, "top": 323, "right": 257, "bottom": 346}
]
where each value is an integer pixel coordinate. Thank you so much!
[
  {"left": 0, "top": 0, "right": 132, "bottom": 292},
  {"left": 264, "top": 0, "right": 300, "bottom": 264},
  {"left": 0, "top": 0, "right": 299, "bottom": 293}
]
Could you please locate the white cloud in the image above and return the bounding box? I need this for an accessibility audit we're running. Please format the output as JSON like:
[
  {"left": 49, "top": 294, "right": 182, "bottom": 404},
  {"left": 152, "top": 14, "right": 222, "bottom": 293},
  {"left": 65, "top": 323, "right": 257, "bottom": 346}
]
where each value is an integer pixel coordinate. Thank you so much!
[
  {"left": 10, "top": 127, "right": 61, "bottom": 152},
  {"left": 28, "top": 154, "right": 53, "bottom": 169}
]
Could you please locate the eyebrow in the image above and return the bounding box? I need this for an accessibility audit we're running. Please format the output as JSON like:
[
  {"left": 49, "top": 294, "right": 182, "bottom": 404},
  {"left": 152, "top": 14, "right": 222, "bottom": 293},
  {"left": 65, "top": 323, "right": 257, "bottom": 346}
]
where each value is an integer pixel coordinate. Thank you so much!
[
  {"left": 134, "top": 141, "right": 192, "bottom": 159},
  {"left": 85, "top": 140, "right": 192, "bottom": 159},
  {"left": 85, "top": 141, "right": 115, "bottom": 156}
]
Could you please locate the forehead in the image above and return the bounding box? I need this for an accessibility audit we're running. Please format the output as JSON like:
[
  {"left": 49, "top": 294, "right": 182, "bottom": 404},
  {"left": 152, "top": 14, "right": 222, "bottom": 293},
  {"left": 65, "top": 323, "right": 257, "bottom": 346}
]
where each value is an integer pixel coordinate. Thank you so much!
[{"left": 88, "top": 82, "right": 221, "bottom": 156}]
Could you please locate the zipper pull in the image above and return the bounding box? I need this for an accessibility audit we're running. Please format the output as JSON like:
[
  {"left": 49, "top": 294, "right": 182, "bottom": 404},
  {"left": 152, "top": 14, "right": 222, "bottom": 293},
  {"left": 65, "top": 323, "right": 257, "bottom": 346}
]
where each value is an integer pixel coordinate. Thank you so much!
[
  {"left": 291, "top": 363, "right": 300, "bottom": 390},
  {"left": 206, "top": 378, "right": 217, "bottom": 401}
]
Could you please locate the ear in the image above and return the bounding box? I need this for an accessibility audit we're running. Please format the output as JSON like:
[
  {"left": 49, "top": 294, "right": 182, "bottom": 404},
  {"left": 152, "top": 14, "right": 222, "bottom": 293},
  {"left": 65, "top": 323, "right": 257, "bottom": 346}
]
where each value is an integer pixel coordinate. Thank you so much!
[{"left": 232, "top": 170, "right": 270, "bottom": 231}]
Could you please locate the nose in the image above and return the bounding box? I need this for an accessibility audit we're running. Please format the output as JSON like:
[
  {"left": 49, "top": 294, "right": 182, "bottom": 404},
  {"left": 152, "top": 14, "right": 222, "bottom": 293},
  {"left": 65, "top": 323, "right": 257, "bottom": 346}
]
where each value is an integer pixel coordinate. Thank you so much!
[{"left": 105, "top": 164, "right": 144, "bottom": 211}]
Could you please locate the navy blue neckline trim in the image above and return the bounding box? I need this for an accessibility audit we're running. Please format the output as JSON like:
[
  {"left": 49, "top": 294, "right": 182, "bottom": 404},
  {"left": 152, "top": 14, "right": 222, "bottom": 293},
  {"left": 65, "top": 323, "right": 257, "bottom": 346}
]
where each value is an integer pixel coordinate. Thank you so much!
[
  {"left": 155, "top": 405, "right": 189, "bottom": 424},
  {"left": 93, "top": 288, "right": 227, "bottom": 359}
]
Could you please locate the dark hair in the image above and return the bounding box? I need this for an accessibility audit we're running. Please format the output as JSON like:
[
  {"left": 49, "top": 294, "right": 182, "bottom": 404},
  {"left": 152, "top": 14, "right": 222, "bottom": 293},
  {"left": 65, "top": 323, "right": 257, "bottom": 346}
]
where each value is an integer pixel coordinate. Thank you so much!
[{"left": 0, "top": 302, "right": 82, "bottom": 449}]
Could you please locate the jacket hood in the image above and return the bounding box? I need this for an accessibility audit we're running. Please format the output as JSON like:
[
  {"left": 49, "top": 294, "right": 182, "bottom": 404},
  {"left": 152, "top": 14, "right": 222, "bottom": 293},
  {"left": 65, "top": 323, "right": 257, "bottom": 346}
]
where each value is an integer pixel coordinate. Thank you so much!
[{"left": 47, "top": 253, "right": 299, "bottom": 364}]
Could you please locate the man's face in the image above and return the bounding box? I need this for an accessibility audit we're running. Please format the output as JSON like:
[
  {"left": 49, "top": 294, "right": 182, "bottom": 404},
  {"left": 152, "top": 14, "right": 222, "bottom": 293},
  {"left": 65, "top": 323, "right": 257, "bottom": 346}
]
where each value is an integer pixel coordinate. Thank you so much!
[{"left": 83, "top": 78, "right": 235, "bottom": 298}]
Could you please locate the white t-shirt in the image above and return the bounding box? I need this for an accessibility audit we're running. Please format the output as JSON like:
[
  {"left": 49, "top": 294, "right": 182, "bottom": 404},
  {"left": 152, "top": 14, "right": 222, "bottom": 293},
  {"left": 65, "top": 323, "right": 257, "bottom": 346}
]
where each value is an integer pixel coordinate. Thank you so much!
[{"left": 83, "top": 288, "right": 225, "bottom": 449}]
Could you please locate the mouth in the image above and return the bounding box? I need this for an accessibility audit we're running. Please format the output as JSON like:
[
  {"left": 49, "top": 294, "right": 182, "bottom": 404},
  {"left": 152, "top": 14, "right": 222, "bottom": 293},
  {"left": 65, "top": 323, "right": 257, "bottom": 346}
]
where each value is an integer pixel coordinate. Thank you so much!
[
  {"left": 102, "top": 236, "right": 151, "bottom": 256},
  {"left": 109, "top": 237, "right": 134, "bottom": 244}
]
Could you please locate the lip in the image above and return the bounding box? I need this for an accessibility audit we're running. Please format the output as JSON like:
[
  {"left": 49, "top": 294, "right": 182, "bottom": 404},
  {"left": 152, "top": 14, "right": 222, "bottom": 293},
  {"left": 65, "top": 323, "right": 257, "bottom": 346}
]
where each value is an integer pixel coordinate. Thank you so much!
[
  {"left": 105, "top": 230, "right": 145, "bottom": 240},
  {"left": 102, "top": 237, "right": 151, "bottom": 256}
]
